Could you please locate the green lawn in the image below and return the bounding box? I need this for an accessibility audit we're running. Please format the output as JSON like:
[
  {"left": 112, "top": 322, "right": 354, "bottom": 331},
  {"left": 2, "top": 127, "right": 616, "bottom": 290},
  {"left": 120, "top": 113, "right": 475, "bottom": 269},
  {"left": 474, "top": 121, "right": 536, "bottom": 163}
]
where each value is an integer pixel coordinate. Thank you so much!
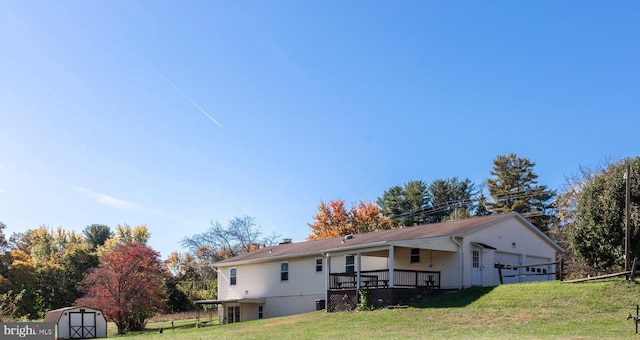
[{"left": 110, "top": 279, "right": 640, "bottom": 339}]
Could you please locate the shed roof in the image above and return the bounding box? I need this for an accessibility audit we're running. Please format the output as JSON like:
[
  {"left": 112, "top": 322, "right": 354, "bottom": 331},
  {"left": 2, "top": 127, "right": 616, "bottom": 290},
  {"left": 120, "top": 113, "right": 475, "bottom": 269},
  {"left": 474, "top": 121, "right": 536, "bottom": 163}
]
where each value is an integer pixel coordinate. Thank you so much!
[
  {"left": 214, "top": 213, "right": 561, "bottom": 267},
  {"left": 43, "top": 306, "right": 103, "bottom": 323}
]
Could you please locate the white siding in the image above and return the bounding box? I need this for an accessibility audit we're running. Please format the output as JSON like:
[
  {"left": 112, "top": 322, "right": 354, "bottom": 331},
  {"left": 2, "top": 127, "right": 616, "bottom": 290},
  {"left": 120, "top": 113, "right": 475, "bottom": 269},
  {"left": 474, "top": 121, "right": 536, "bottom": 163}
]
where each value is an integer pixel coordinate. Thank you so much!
[
  {"left": 218, "top": 255, "right": 325, "bottom": 301},
  {"left": 264, "top": 294, "right": 324, "bottom": 318},
  {"left": 327, "top": 254, "right": 387, "bottom": 273},
  {"left": 52, "top": 307, "right": 107, "bottom": 340},
  {"left": 392, "top": 247, "right": 459, "bottom": 289},
  {"left": 464, "top": 218, "right": 558, "bottom": 288}
]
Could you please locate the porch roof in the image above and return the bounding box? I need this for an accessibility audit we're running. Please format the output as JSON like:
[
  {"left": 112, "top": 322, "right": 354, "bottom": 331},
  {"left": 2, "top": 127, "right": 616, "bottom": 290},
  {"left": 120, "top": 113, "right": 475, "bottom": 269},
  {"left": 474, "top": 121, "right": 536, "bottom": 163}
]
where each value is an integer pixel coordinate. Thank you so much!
[
  {"left": 195, "top": 298, "right": 266, "bottom": 305},
  {"left": 214, "top": 213, "right": 517, "bottom": 267}
]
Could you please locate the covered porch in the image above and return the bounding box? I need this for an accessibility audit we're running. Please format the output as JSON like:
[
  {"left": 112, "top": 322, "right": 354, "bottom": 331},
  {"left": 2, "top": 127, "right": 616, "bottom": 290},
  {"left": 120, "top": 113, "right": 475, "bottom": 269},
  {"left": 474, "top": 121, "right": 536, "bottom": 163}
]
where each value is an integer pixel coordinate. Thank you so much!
[{"left": 323, "top": 236, "right": 459, "bottom": 311}]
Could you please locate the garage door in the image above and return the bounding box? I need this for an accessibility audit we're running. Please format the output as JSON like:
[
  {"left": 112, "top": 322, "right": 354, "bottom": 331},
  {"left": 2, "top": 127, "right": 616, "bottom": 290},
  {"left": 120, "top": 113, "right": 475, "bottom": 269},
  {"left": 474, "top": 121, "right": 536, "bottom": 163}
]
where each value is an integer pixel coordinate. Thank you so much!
[
  {"left": 494, "top": 252, "right": 521, "bottom": 285},
  {"left": 524, "top": 256, "right": 553, "bottom": 282}
]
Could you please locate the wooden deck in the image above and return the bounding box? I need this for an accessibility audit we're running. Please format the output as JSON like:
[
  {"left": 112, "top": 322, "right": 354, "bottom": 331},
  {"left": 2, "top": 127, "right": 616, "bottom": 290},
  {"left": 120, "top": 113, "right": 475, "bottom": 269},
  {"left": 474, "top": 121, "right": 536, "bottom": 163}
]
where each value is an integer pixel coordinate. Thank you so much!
[{"left": 329, "top": 269, "right": 441, "bottom": 290}]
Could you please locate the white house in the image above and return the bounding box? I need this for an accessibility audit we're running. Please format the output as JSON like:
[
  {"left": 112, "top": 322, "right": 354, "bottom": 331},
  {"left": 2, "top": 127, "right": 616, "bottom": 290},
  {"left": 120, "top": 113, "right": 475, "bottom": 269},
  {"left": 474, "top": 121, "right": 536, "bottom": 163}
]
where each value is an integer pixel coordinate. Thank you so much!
[
  {"left": 207, "top": 213, "right": 563, "bottom": 323},
  {"left": 43, "top": 306, "right": 107, "bottom": 339}
]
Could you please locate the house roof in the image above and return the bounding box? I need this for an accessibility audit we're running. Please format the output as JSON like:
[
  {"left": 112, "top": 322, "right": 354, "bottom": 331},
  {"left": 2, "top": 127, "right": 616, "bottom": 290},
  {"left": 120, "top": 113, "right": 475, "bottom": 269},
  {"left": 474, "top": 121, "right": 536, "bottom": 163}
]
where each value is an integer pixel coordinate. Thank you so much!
[{"left": 214, "top": 213, "right": 562, "bottom": 267}]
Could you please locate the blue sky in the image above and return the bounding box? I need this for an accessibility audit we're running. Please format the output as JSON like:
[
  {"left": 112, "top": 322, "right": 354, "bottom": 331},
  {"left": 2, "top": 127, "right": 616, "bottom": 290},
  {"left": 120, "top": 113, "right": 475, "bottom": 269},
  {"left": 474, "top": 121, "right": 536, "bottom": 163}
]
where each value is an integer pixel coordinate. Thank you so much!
[{"left": 1, "top": 1, "right": 638, "bottom": 258}]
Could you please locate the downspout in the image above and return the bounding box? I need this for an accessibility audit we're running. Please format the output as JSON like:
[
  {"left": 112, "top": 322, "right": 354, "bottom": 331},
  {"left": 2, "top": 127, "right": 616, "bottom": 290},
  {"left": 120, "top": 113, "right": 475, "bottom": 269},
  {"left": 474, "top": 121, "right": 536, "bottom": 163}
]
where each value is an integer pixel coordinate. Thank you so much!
[{"left": 451, "top": 236, "right": 463, "bottom": 289}]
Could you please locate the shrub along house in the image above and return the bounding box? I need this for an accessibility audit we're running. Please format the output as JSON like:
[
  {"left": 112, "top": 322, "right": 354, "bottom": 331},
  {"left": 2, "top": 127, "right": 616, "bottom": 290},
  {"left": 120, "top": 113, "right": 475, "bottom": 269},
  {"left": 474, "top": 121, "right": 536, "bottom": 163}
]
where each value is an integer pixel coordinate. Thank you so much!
[{"left": 207, "top": 213, "right": 563, "bottom": 323}]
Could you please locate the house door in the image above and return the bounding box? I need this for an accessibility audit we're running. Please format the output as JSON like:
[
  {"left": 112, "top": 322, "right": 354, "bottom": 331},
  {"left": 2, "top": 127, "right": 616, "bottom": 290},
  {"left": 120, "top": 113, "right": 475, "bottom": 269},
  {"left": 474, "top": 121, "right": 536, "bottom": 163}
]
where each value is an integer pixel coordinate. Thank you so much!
[
  {"left": 471, "top": 247, "right": 482, "bottom": 286},
  {"left": 69, "top": 310, "right": 97, "bottom": 339},
  {"left": 227, "top": 306, "right": 240, "bottom": 323}
]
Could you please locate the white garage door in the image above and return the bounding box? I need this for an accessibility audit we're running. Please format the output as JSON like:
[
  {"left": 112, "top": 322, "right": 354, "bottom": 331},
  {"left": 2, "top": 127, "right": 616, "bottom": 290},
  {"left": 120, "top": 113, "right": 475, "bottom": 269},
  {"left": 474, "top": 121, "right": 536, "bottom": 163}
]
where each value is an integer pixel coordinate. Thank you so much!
[
  {"left": 524, "top": 256, "right": 553, "bottom": 282},
  {"left": 494, "top": 252, "right": 521, "bottom": 284}
]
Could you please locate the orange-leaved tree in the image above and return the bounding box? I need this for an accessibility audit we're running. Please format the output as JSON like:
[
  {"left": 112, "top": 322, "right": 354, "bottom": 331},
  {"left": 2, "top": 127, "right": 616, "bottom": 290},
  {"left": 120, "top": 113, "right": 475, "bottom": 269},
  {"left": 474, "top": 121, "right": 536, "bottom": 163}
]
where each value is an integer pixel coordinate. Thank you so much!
[{"left": 307, "top": 200, "right": 393, "bottom": 240}]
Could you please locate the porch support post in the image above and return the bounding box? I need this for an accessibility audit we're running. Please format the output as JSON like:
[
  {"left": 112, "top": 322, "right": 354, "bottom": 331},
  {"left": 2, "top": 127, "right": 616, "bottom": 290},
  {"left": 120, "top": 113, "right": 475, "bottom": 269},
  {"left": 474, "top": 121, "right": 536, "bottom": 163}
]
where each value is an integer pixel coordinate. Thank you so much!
[
  {"left": 356, "top": 252, "right": 362, "bottom": 289},
  {"left": 388, "top": 245, "right": 395, "bottom": 288},
  {"left": 324, "top": 253, "right": 330, "bottom": 309}
]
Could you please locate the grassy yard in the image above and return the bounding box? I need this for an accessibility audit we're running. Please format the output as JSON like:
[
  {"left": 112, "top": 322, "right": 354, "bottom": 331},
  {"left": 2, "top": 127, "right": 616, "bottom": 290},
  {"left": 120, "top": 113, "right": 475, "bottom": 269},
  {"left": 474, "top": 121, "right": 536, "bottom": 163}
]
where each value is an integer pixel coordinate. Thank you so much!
[{"left": 110, "top": 279, "right": 640, "bottom": 339}]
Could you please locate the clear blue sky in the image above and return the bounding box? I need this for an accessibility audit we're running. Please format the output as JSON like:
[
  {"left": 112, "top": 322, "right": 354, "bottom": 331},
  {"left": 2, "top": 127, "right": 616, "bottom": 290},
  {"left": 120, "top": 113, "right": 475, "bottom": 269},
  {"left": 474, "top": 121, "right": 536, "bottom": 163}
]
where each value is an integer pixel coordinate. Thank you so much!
[{"left": 1, "top": 1, "right": 638, "bottom": 258}]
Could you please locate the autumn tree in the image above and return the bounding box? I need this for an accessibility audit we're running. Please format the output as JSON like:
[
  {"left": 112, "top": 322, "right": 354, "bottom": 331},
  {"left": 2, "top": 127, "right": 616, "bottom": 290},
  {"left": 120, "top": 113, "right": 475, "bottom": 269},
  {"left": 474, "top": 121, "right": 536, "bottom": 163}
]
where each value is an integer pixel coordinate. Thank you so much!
[
  {"left": 182, "top": 216, "right": 279, "bottom": 264},
  {"left": 486, "top": 153, "right": 557, "bottom": 231},
  {"left": 0, "top": 222, "right": 10, "bottom": 292},
  {"left": 99, "top": 224, "right": 149, "bottom": 257},
  {"left": 5, "top": 228, "right": 98, "bottom": 317},
  {"left": 568, "top": 157, "right": 640, "bottom": 270},
  {"left": 307, "top": 200, "right": 393, "bottom": 240},
  {"left": 76, "top": 242, "right": 167, "bottom": 334},
  {"left": 164, "top": 251, "right": 216, "bottom": 311},
  {"left": 6, "top": 250, "right": 37, "bottom": 318},
  {"left": 377, "top": 180, "right": 431, "bottom": 227}
]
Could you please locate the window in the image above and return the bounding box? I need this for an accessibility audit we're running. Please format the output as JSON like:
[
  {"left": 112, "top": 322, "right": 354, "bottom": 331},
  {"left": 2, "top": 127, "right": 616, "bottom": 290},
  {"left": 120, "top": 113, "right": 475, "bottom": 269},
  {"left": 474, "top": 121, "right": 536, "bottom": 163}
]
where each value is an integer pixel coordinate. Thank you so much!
[
  {"left": 281, "top": 262, "right": 289, "bottom": 281},
  {"left": 258, "top": 306, "right": 263, "bottom": 319},
  {"left": 345, "top": 255, "right": 355, "bottom": 273},
  {"left": 227, "top": 306, "right": 240, "bottom": 323},
  {"left": 411, "top": 248, "right": 420, "bottom": 263},
  {"left": 230, "top": 268, "right": 237, "bottom": 286},
  {"left": 472, "top": 250, "right": 480, "bottom": 268},
  {"left": 315, "top": 258, "right": 323, "bottom": 272}
]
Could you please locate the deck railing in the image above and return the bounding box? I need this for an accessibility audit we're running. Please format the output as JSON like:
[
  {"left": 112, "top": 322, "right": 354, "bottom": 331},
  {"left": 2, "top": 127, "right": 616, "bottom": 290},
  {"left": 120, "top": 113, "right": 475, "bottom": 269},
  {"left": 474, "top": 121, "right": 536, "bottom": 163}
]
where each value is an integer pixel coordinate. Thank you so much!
[{"left": 329, "top": 270, "right": 440, "bottom": 290}]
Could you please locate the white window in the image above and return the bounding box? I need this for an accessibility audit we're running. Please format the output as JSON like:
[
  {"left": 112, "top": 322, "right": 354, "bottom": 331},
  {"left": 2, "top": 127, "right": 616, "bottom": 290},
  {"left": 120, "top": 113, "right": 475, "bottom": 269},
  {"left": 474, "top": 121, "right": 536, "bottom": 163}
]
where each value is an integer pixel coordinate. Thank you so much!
[
  {"left": 315, "top": 258, "right": 323, "bottom": 272},
  {"left": 346, "top": 255, "right": 355, "bottom": 273},
  {"left": 230, "top": 268, "right": 237, "bottom": 285},
  {"left": 472, "top": 250, "right": 480, "bottom": 268},
  {"left": 281, "top": 262, "right": 289, "bottom": 281}
]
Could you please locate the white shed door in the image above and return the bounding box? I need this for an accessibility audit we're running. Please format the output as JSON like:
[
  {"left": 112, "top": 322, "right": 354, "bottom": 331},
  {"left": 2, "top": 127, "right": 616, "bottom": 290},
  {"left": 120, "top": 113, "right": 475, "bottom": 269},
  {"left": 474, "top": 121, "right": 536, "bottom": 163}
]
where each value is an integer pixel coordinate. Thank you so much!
[
  {"left": 69, "top": 311, "right": 97, "bottom": 339},
  {"left": 495, "top": 252, "right": 521, "bottom": 285}
]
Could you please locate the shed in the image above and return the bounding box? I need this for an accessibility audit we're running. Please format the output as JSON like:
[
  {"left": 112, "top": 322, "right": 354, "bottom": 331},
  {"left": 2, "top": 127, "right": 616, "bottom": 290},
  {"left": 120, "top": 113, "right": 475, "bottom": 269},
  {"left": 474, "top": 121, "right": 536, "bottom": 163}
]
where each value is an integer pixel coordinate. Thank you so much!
[{"left": 44, "top": 306, "right": 107, "bottom": 339}]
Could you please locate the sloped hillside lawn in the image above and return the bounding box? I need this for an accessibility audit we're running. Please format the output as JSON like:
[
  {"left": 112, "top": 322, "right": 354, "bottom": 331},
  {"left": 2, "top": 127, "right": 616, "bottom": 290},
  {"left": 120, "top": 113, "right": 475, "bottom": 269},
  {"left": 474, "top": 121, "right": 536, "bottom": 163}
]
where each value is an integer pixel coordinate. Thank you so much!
[{"left": 113, "top": 279, "right": 640, "bottom": 339}]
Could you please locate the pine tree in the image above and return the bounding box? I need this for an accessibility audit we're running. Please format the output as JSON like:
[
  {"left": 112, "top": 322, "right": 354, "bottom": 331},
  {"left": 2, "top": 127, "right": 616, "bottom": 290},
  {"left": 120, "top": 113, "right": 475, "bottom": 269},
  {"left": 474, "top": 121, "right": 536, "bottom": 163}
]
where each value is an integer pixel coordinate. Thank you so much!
[{"left": 486, "top": 153, "right": 556, "bottom": 231}]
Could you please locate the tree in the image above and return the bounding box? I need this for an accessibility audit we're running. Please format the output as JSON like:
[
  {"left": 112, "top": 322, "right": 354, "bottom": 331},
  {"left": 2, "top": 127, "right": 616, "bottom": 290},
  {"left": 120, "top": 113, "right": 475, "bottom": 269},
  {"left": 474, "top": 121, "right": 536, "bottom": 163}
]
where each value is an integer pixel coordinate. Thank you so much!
[
  {"left": 83, "top": 224, "right": 112, "bottom": 250},
  {"left": 486, "top": 153, "right": 557, "bottom": 231},
  {"left": 6, "top": 250, "right": 37, "bottom": 318},
  {"left": 99, "top": 224, "right": 149, "bottom": 257},
  {"left": 307, "top": 200, "right": 350, "bottom": 240},
  {"left": 165, "top": 251, "right": 216, "bottom": 307},
  {"left": 6, "top": 228, "right": 98, "bottom": 317},
  {"left": 568, "top": 157, "right": 640, "bottom": 270},
  {"left": 76, "top": 242, "right": 167, "bottom": 334},
  {"left": 377, "top": 180, "right": 431, "bottom": 227},
  {"left": 429, "top": 177, "right": 476, "bottom": 222},
  {"left": 182, "top": 216, "right": 279, "bottom": 264},
  {"left": 307, "top": 200, "right": 393, "bottom": 240},
  {"left": 0, "top": 222, "right": 10, "bottom": 292}
]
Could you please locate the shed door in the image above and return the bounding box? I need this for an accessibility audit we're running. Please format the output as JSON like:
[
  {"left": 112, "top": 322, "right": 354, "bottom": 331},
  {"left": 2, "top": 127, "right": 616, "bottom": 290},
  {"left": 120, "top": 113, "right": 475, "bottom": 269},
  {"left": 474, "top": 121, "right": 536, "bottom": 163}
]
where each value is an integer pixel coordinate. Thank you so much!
[{"left": 69, "top": 310, "right": 97, "bottom": 339}]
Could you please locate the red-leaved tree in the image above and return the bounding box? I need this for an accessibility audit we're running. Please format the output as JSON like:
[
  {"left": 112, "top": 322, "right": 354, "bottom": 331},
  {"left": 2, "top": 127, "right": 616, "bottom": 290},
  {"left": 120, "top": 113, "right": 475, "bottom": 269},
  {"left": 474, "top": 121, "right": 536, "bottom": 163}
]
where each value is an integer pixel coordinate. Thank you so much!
[{"left": 76, "top": 242, "right": 167, "bottom": 334}]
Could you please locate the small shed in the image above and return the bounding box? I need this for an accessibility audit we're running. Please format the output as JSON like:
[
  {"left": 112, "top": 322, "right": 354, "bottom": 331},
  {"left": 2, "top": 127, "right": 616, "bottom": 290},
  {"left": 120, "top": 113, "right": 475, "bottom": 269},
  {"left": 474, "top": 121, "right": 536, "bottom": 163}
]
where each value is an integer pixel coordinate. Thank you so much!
[{"left": 44, "top": 306, "right": 107, "bottom": 339}]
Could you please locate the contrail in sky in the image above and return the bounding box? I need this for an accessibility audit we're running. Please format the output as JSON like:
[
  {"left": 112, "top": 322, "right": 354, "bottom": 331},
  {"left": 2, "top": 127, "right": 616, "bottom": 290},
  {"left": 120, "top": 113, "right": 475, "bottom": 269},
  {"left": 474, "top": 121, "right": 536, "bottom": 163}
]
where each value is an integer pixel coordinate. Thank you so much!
[{"left": 140, "top": 58, "right": 222, "bottom": 127}]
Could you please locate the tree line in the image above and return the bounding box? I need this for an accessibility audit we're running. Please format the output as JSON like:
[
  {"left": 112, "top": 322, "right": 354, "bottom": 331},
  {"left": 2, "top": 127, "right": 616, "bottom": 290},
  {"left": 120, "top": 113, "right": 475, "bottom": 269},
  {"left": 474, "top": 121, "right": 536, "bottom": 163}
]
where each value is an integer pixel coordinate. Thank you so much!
[{"left": 0, "top": 153, "right": 637, "bottom": 332}]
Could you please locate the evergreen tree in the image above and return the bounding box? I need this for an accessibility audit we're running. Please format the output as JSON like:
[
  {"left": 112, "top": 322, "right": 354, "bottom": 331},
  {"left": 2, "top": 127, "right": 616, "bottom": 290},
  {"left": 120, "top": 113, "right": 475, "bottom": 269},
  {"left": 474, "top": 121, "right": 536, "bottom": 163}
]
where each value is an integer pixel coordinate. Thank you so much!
[
  {"left": 377, "top": 180, "right": 431, "bottom": 227},
  {"left": 486, "top": 153, "right": 556, "bottom": 231},
  {"left": 429, "top": 177, "right": 476, "bottom": 222}
]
